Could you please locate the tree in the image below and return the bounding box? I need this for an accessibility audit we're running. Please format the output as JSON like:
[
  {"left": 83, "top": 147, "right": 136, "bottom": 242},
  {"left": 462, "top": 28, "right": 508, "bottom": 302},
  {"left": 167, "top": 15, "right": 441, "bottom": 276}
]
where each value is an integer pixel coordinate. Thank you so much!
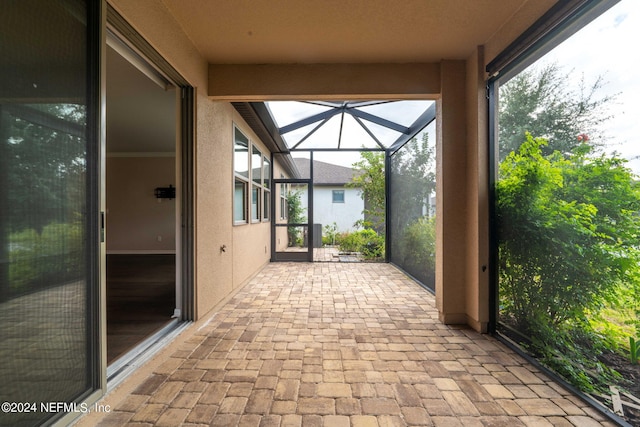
[
  {"left": 348, "top": 150, "right": 385, "bottom": 233},
  {"left": 286, "top": 189, "right": 306, "bottom": 247},
  {"left": 498, "top": 62, "right": 615, "bottom": 161},
  {"left": 348, "top": 132, "right": 436, "bottom": 235},
  {"left": 4, "top": 104, "right": 87, "bottom": 233},
  {"left": 388, "top": 132, "right": 436, "bottom": 286},
  {"left": 388, "top": 133, "right": 436, "bottom": 231},
  {"left": 497, "top": 134, "right": 640, "bottom": 391},
  {"left": 1, "top": 104, "right": 87, "bottom": 300}
]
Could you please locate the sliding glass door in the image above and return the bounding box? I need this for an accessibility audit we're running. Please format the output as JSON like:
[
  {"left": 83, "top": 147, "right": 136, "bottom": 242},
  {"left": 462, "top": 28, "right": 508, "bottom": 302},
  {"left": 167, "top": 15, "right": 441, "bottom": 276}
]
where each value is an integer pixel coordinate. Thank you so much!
[{"left": 0, "top": 1, "right": 100, "bottom": 425}]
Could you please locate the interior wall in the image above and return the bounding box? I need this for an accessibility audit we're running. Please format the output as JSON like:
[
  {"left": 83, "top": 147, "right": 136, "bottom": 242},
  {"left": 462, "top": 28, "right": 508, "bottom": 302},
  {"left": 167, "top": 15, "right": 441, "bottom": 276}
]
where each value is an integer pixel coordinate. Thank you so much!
[{"left": 106, "top": 156, "right": 176, "bottom": 253}]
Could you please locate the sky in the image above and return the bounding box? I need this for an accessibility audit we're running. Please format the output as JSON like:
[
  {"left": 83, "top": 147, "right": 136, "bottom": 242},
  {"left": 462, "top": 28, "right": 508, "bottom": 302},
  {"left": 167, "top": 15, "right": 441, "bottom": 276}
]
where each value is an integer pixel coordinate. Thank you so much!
[
  {"left": 266, "top": 100, "right": 434, "bottom": 168},
  {"left": 268, "top": 0, "right": 640, "bottom": 172},
  {"left": 536, "top": 0, "right": 640, "bottom": 172}
]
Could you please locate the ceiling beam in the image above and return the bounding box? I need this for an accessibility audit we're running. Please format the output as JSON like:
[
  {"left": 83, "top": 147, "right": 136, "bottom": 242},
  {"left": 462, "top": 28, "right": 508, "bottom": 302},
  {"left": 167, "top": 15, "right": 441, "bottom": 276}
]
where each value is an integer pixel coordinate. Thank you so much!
[
  {"left": 347, "top": 108, "right": 410, "bottom": 134},
  {"left": 278, "top": 108, "right": 342, "bottom": 134},
  {"left": 208, "top": 63, "right": 441, "bottom": 101},
  {"left": 387, "top": 102, "right": 437, "bottom": 154}
]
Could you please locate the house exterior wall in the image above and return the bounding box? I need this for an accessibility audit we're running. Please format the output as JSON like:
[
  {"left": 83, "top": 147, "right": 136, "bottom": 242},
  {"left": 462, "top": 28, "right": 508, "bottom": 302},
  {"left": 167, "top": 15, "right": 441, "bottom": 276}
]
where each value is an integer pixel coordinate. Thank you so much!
[
  {"left": 231, "top": 117, "right": 272, "bottom": 290},
  {"left": 435, "top": 60, "right": 468, "bottom": 326},
  {"left": 464, "top": 46, "right": 490, "bottom": 333},
  {"left": 297, "top": 185, "right": 363, "bottom": 234}
]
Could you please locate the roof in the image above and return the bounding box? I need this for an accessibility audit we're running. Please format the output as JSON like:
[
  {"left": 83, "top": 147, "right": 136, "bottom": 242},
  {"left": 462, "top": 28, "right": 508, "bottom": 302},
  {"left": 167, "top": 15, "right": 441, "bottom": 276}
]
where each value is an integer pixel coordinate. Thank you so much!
[
  {"left": 293, "top": 158, "right": 360, "bottom": 186},
  {"left": 266, "top": 100, "right": 436, "bottom": 151}
]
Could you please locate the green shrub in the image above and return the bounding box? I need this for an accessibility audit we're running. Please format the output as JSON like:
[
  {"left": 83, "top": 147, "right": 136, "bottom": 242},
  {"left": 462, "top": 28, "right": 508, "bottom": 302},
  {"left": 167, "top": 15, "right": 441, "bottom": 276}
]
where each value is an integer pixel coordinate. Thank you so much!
[
  {"left": 9, "top": 222, "right": 84, "bottom": 295},
  {"left": 497, "top": 134, "right": 640, "bottom": 392},
  {"left": 338, "top": 229, "right": 384, "bottom": 260},
  {"left": 630, "top": 337, "right": 640, "bottom": 364},
  {"left": 334, "top": 232, "right": 348, "bottom": 246},
  {"left": 322, "top": 222, "right": 338, "bottom": 246},
  {"left": 400, "top": 216, "right": 436, "bottom": 275},
  {"left": 286, "top": 190, "right": 306, "bottom": 247}
]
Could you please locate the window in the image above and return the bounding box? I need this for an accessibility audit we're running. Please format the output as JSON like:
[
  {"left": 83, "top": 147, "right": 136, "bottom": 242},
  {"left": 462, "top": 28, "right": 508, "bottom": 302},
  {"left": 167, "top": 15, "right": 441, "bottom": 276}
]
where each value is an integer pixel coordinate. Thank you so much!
[
  {"left": 251, "top": 146, "right": 262, "bottom": 222},
  {"left": 234, "top": 128, "right": 249, "bottom": 178},
  {"left": 280, "top": 175, "right": 287, "bottom": 220},
  {"left": 251, "top": 186, "right": 260, "bottom": 221},
  {"left": 234, "top": 127, "right": 249, "bottom": 223},
  {"left": 332, "top": 190, "right": 345, "bottom": 203},
  {"left": 234, "top": 127, "right": 271, "bottom": 224},
  {"left": 234, "top": 179, "right": 247, "bottom": 222},
  {"left": 263, "top": 190, "right": 270, "bottom": 221},
  {"left": 263, "top": 156, "right": 271, "bottom": 221}
]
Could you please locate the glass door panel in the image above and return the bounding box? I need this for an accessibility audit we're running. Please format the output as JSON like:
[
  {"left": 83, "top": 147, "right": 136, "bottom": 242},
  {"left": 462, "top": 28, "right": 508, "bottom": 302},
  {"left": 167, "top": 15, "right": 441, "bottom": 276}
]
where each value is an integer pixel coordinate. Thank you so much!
[{"left": 0, "top": 1, "right": 99, "bottom": 425}]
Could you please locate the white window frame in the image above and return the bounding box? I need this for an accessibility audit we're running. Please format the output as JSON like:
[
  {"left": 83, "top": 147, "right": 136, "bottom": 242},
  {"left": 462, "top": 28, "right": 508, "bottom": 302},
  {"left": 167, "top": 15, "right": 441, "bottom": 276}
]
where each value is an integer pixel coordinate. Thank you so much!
[
  {"left": 251, "top": 145, "right": 262, "bottom": 223},
  {"left": 234, "top": 125, "right": 271, "bottom": 225},
  {"left": 234, "top": 126, "right": 250, "bottom": 224},
  {"left": 263, "top": 155, "right": 271, "bottom": 222}
]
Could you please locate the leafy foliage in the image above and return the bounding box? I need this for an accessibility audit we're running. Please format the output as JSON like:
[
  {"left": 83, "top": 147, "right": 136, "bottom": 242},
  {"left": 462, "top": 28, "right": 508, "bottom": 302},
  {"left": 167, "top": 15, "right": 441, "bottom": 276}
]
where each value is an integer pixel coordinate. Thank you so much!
[
  {"left": 498, "top": 63, "right": 615, "bottom": 161},
  {"left": 630, "top": 337, "right": 640, "bottom": 364},
  {"left": 286, "top": 190, "right": 306, "bottom": 247},
  {"left": 3, "top": 104, "right": 87, "bottom": 233},
  {"left": 348, "top": 151, "right": 385, "bottom": 233},
  {"left": 497, "top": 134, "right": 640, "bottom": 391},
  {"left": 387, "top": 132, "right": 436, "bottom": 287},
  {"left": 338, "top": 229, "right": 385, "bottom": 260},
  {"left": 9, "top": 222, "right": 84, "bottom": 296},
  {"left": 498, "top": 134, "right": 640, "bottom": 329},
  {"left": 1, "top": 104, "right": 87, "bottom": 301},
  {"left": 322, "top": 222, "right": 338, "bottom": 246},
  {"left": 396, "top": 216, "right": 436, "bottom": 287},
  {"left": 389, "top": 133, "right": 436, "bottom": 232}
]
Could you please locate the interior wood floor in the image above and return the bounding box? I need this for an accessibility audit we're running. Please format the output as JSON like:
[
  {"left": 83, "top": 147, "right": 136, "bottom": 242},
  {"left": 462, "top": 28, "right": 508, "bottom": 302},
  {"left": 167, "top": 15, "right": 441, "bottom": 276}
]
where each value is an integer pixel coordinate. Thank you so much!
[{"left": 107, "top": 254, "right": 175, "bottom": 364}]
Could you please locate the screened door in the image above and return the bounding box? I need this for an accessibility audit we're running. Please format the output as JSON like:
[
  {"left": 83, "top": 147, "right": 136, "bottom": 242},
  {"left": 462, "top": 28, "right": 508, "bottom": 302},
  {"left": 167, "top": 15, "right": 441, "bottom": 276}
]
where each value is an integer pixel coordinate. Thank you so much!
[
  {"left": 0, "top": 1, "right": 101, "bottom": 425},
  {"left": 272, "top": 179, "right": 313, "bottom": 262}
]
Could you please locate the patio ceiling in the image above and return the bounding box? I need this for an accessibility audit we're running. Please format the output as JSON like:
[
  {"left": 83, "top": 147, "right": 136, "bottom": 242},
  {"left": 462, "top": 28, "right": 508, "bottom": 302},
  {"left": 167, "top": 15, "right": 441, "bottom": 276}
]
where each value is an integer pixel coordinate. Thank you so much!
[
  {"left": 265, "top": 100, "right": 436, "bottom": 152},
  {"left": 160, "top": 0, "right": 552, "bottom": 65}
]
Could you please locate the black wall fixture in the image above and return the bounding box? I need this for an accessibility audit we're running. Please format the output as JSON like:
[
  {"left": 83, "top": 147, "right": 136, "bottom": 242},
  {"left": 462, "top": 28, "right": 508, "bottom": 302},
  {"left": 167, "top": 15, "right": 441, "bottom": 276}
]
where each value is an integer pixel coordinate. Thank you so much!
[{"left": 154, "top": 185, "right": 175, "bottom": 199}]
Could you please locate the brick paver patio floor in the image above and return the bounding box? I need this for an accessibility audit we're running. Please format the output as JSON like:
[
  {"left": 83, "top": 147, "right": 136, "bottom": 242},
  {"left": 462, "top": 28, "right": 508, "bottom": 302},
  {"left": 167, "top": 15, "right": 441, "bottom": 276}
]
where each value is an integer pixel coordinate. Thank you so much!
[{"left": 84, "top": 262, "right": 616, "bottom": 426}]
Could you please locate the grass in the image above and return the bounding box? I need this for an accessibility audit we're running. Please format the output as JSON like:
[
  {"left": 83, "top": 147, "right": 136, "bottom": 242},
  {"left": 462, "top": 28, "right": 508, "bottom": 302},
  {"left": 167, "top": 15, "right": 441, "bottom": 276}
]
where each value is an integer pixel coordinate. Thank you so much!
[{"left": 588, "top": 283, "right": 638, "bottom": 355}]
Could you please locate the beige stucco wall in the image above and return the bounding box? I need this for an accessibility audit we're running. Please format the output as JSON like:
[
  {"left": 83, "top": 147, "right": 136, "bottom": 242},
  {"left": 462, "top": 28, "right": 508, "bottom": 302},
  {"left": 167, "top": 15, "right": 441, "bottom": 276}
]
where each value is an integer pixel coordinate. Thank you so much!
[
  {"left": 435, "top": 60, "right": 468, "bottom": 326},
  {"left": 209, "top": 63, "right": 441, "bottom": 101},
  {"left": 106, "top": 156, "right": 176, "bottom": 253},
  {"left": 464, "top": 47, "right": 490, "bottom": 333},
  {"left": 109, "top": 0, "right": 276, "bottom": 320},
  {"left": 231, "top": 115, "right": 273, "bottom": 289}
]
